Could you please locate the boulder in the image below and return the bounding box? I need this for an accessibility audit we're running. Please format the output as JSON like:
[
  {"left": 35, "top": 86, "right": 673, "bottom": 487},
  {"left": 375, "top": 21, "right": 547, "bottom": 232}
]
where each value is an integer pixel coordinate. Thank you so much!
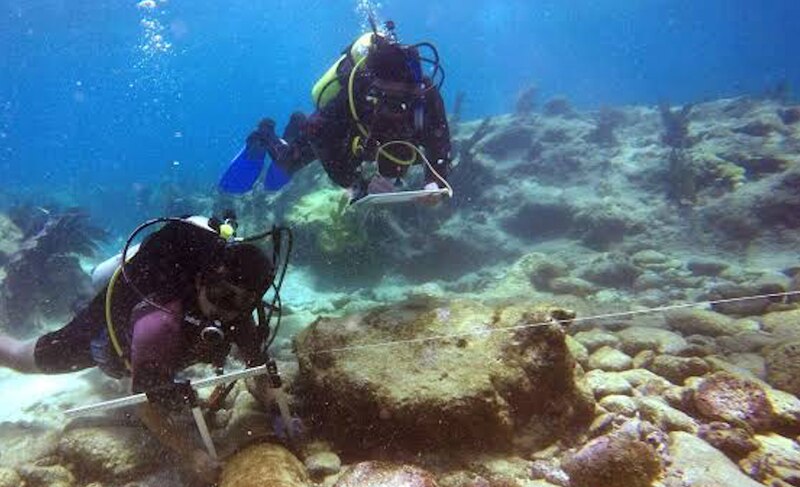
[
  {"left": 0, "top": 469, "right": 21, "bottom": 487},
  {"left": 17, "top": 465, "right": 75, "bottom": 487},
  {"left": 304, "top": 451, "right": 341, "bottom": 480},
  {"left": 57, "top": 425, "right": 163, "bottom": 481},
  {"left": 333, "top": 462, "right": 437, "bottom": 487},
  {"left": 633, "top": 397, "right": 698, "bottom": 433},
  {"left": 661, "top": 432, "right": 764, "bottom": 487},
  {"left": 693, "top": 372, "right": 775, "bottom": 431},
  {"left": 740, "top": 434, "right": 800, "bottom": 486},
  {"left": 717, "top": 330, "right": 782, "bottom": 353},
  {"left": 764, "top": 341, "right": 800, "bottom": 396},
  {"left": 579, "top": 258, "right": 642, "bottom": 287},
  {"left": 294, "top": 299, "right": 594, "bottom": 452},
  {"left": 548, "top": 276, "right": 596, "bottom": 297},
  {"left": 726, "top": 353, "right": 767, "bottom": 380},
  {"left": 561, "top": 433, "right": 661, "bottom": 487},
  {"left": 631, "top": 250, "right": 669, "bottom": 268},
  {"left": 584, "top": 370, "right": 633, "bottom": 398},
  {"left": 617, "top": 368, "right": 672, "bottom": 390},
  {"left": 587, "top": 346, "right": 632, "bottom": 372},
  {"left": 646, "top": 355, "right": 710, "bottom": 385},
  {"left": 220, "top": 443, "right": 309, "bottom": 487},
  {"left": 616, "top": 327, "right": 688, "bottom": 355},
  {"left": 516, "top": 253, "right": 569, "bottom": 291},
  {"left": 761, "top": 309, "right": 800, "bottom": 336},
  {"left": 698, "top": 422, "right": 759, "bottom": 461},
  {"left": 705, "top": 282, "right": 780, "bottom": 317},
  {"left": 0, "top": 423, "right": 59, "bottom": 469},
  {"left": 664, "top": 308, "right": 746, "bottom": 337},
  {"left": 598, "top": 395, "right": 638, "bottom": 417},
  {"left": 573, "top": 329, "right": 620, "bottom": 352},
  {"left": 687, "top": 258, "right": 729, "bottom": 277},
  {"left": 565, "top": 336, "right": 589, "bottom": 368}
]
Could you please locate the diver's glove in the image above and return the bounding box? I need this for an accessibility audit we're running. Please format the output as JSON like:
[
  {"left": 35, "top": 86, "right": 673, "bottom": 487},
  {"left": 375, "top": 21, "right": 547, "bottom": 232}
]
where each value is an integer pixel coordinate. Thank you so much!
[
  {"left": 367, "top": 175, "right": 396, "bottom": 194},
  {"left": 146, "top": 379, "right": 198, "bottom": 412}
]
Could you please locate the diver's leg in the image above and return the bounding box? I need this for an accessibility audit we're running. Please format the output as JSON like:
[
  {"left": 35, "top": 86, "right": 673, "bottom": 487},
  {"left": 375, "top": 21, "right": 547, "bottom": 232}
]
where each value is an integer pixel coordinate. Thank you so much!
[
  {"left": 273, "top": 112, "right": 317, "bottom": 174},
  {"left": 282, "top": 112, "right": 307, "bottom": 142},
  {"left": 0, "top": 335, "right": 39, "bottom": 373}
]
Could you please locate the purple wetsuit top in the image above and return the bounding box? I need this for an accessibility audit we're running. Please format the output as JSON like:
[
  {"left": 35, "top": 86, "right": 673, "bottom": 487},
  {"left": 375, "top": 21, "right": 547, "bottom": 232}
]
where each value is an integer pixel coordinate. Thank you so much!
[
  {"left": 33, "top": 220, "right": 262, "bottom": 383},
  {"left": 128, "top": 299, "right": 261, "bottom": 393},
  {"left": 130, "top": 300, "right": 186, "bottom": 392}
]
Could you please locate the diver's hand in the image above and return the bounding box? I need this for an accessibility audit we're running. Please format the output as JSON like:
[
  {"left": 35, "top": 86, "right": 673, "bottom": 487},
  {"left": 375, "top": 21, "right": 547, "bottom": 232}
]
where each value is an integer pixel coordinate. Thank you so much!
[
  {"left": 345, "top": 186, "right": 363, "bottom": 204},
  {"left": 367, "top": 175, "right": 396, "bottom": 194},
  {"left": 345, "top": 179, "right": 369, "bottom": 204},
  {"left": 187, "top": 448, "right": 221, "bottom": 483},
  {"left": 418, "top": 182, "right": 445, "bottom": 207}
]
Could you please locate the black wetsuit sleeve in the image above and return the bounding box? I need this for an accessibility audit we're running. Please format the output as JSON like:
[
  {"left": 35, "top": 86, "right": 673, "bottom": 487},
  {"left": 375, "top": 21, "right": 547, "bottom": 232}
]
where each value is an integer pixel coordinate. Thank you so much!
[{"left": 421, "top": 87, "right": 452, "bottom": 186}]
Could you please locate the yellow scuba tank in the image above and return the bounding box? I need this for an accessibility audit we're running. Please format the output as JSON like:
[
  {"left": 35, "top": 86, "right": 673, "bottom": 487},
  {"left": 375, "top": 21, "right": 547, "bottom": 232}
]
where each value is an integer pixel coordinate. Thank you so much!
[{"left": 311, "top": 33, "right": 375, "bottom": 109}]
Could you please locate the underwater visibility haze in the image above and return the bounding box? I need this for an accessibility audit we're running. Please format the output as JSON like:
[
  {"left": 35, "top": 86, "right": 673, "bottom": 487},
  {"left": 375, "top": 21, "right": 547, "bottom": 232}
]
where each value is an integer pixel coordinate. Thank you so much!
[{"left": 0, "top": 1, "right": 799, "bottom": 486}]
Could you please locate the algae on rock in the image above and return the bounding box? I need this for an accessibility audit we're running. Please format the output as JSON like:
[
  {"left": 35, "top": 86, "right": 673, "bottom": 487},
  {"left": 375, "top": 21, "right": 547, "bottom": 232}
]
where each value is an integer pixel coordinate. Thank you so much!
[
  {"left": 287, "top": 188, "right": 365, "bottom": 255},
  {"left": 294, "top": 298, "right": 594, "bottom": 453}
]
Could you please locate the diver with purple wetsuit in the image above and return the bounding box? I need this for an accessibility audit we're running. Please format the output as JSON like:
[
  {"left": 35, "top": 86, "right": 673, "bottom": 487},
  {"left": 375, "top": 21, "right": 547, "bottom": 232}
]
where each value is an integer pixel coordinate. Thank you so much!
[
  {"left": 33, "top": 218, "right": 270, "bottom": 393},
  {"left": 0, "top": 216, "right": 280, "bottom": 480}
]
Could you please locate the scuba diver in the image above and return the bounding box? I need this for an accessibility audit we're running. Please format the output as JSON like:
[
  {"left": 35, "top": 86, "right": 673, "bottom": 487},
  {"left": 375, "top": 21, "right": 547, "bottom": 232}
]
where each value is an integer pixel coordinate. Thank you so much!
[
  {"left": 219, "top": 19, "right": 452, "bottom": 203},
  {"left": 0, "top": 213, "right": 292, "bottom": 481}
]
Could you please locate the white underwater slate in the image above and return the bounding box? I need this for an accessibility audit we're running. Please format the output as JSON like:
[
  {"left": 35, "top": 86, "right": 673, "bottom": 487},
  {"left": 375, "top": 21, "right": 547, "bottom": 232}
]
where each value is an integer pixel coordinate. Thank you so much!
[{"left": 351, "top": 188, "right": 450, "bottom": 207}]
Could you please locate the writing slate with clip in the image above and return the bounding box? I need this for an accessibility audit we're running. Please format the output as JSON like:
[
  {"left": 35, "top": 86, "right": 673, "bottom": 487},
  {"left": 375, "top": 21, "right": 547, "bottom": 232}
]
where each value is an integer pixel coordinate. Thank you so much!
[{"left": 350, "top": 188, "right": 450, "bottom": 207}]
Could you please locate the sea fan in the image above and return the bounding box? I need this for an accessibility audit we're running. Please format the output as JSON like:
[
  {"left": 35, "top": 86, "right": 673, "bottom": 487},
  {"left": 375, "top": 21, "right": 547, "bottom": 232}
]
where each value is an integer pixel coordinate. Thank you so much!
[
  {"left": 6, "top": 203, "right": 51, "bottom": 239},
  {"left": 16, "top": 209, "right": 107, "bottom": 258},
  {"left": 0, "top": 209, "right": 107, "bottom": 333}
]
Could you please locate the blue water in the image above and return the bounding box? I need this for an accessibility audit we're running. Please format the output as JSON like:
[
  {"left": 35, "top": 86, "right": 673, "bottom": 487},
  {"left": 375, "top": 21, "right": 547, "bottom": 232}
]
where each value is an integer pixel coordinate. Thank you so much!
[{"left": 0, "top": 0, "right": 797, "bottom": 232}]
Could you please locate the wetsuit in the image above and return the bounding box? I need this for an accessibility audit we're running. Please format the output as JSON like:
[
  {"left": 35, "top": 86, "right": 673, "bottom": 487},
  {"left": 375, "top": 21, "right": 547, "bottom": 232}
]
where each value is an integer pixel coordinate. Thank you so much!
[
  {"left": 33, "top": 222, "right": 261, "bottom": 392},
  {"left": 277, "top": 75, "right": 452, "bottom": 190}
]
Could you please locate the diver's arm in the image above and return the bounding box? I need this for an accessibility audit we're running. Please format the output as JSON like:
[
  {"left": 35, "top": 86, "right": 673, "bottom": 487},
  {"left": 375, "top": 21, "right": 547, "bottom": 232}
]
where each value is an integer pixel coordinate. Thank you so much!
[
  {"left": 129, "top": 301, "right": 184, "bottom": 393},
  {"left": 230, "top": 315, "right": 265, "bottom": 367},
  {"left": 136, "top": 401, "right": 199, "bottom": 453},
  {"left": 421, "top": 86, "right": 452, "bottom": 186},
  {"left": 136, "top": 402, "right": 219, "bottom": 479},
  {"left": 130, "top": 303, "right": 218, "bottom": 474},
  {"left": 229, "top": 316, "right": 278, "bottom": 407}
]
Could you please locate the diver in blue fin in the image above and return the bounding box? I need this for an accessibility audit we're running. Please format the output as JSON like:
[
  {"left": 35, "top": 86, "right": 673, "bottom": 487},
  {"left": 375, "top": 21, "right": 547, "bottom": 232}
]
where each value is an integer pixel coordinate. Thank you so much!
[
  {"left": 219, "top": 20, "right": 453, "bottom": 204},
  {"left": 218, "top": 118, "right": 299, "bottom": 193}
]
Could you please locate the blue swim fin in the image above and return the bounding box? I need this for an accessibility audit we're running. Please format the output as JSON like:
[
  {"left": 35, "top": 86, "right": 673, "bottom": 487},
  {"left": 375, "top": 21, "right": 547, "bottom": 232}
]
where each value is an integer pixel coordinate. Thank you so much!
[
  {"left": 218, "top": 146, "right": 264, "bottom": 194},
  {"left": 264, "top": 161, "right": 292, "bottom": 190}
]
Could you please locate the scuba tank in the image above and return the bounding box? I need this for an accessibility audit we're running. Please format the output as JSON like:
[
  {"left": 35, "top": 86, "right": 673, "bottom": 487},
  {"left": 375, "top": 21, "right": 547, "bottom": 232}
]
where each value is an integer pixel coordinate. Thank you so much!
[
  {"left": 311, "top": 32, "right": 375, "bottom": 110},
  {"left": 90, "top": 216, "right": 223, "bottom": 292}
]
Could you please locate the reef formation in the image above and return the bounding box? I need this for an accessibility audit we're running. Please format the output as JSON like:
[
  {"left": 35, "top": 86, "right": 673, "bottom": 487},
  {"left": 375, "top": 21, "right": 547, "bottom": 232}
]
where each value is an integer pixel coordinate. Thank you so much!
[{"left": 0, "top": 94, "right": 799, "bottom": 486}]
